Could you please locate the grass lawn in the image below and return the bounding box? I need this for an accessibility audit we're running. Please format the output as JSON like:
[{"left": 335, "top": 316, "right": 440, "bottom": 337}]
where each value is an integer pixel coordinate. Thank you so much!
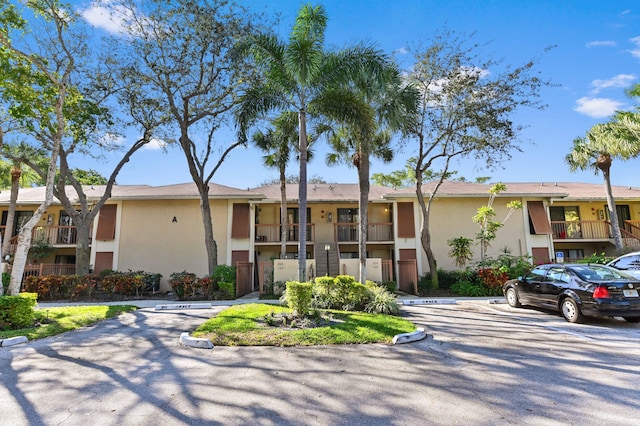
[
  {"left": 193, "top": 303, "right": 417, "bottom": 346},
  {"left": 0, "top": 305, "right": 138, "bottom": 341}
]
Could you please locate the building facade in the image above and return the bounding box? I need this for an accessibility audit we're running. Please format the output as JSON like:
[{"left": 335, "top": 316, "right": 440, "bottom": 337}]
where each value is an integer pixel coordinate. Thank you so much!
[{"left": 2, "top": 181, "right": 640, "bottom": 293}]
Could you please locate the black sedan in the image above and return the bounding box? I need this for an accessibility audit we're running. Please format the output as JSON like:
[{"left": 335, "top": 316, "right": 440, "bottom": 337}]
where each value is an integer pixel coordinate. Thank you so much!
[{"left": 503, "top": 263, "right": 640, "bottom": 323}]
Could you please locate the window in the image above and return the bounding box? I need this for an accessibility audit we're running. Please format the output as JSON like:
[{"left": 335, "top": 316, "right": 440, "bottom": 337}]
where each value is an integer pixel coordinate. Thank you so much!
[
  {"left": 609, "top": 254, "right": 640, "bottom": 271},
  {"left": 525, "top": 266, "right": 547, "bottom": 282},
  {"left": 547, "top": 267, "right": 569, "bottom": 284}
]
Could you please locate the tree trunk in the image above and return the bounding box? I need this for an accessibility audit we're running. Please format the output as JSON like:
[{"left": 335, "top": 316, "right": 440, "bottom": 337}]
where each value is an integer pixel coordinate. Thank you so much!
[
  {"left": 297, "top": 109, "right": 308, "bottom": 281},
  {"left": 197, "top": 184, "right": 218, "bottom": 275},
  {"left": 602, "top": 169, "right": 624, "bottom": 250},
  {"left": 357, "top": 151, "right": 369, "bottom": 284},
  {"left": 415, "top": 179, "right": 439, "bottom": 288},
  {"left": 279, "top": 166, "right": 288, "bottom": 259},
  {"left": 1, "top": 167, "right": 20, "bottom": 260},
  {"left": 74, "top": 221, "right": 92, "bottom": 275},
  {"left": 8, "top": 204, "right": 50, "bottom": 294}
]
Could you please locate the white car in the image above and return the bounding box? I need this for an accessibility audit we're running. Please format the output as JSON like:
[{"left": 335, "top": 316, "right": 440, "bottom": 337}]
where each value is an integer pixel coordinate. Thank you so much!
[{"left": 607, "top": 252, "right": 640, "bottom": 279}]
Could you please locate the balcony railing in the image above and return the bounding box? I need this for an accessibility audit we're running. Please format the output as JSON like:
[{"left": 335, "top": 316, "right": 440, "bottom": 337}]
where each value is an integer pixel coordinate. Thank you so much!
[
  {"left": 551, "top": 220, "right": 612, "bottom": 240},
  {"left": 1, "top": 225, "right": 80, "bottom": 246},
  {"left": 334, "top": 222, "right": 393, "bottom": 242},
  {"left": 254, "top": 223, "right": 315, "bottom": 243},
  {"left": 23, "top": 263, "right": 76, "bottom": 278}
]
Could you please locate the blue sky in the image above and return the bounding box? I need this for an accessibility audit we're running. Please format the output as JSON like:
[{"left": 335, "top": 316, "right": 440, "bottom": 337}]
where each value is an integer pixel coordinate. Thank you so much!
[{"left": 78, "top": 0, "right": 640, "bottom": 188}]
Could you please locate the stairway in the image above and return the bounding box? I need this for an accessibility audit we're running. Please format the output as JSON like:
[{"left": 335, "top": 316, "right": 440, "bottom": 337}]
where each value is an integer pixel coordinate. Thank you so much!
[{"left": 314, "top": 242, "right": 340, "bottom": 277}]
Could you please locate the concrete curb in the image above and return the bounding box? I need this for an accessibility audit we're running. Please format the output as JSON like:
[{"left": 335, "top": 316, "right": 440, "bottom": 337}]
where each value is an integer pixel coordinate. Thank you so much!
[
  {"left": 392, "top": 327, "right": 427, "bottom": 344},
  {"left": 401, "top": 299, "right": 457, "bottom": 305},
  {"left": 179, "top": 332, "right": 214, "bottom": 349},
  {"left": 0, "top": 336, "right": 28, "bottom": 347},
  {"left": 155, "top": 303, "right": 212, "bottom": 311}
]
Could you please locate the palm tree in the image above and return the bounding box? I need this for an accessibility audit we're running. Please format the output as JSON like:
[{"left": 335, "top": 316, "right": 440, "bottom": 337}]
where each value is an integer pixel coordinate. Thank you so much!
[
  {"left": 325, "top": 71, "right": 417, "bottom": 283},
  {"left": 252, "top": 112, "right": 299, "bottom": 260},
  {"left": 238, "top": 3, "right": 393, "bottom": 280},
  {"left": 566, "top": 122, "right": 639, "bottom": 251}
]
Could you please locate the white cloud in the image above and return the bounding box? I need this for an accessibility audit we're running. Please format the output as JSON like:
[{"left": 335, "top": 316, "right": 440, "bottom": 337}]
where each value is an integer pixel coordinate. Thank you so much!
[
  {"left": 586, "top": 40, "right": 616, "bottom": 48},
  {"left": 99, "top": 132, "right": 126, "bottom": 147},
  {"left": 573, "top": 97, "right": 624, "bottom": 118},
  {"left": 80, "top": 1, "right": 129, "bottom": 34},
  {"left": 630, "top": 36, "right": 640, "bottom": 59},
  {"left": 591, "top": 74, "right": 637, "bottom": 93},
  {"left": 394, "top": 47, "right": 409, "bottom": 55},
  {"left": 144, "top": 138, "right": 168, "bottom": 150}
]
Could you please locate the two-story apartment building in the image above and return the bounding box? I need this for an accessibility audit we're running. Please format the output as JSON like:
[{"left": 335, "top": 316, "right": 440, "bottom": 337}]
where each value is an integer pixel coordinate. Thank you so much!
[{"left": 2, "top": 181, "right": 640, "bottom": 294}]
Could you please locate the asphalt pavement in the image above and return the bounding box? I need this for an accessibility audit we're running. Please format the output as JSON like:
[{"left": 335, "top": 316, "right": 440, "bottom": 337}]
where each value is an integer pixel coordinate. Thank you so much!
[{"left": 1, "top": 298, "right": 639, "bottom": 425}]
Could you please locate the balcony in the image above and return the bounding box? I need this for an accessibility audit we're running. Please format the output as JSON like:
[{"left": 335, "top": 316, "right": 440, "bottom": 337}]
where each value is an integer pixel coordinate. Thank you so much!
[
  {"left": 551, "top": 220, "right": 611, "bottom": 240},
  {"left": 254, "top": 223, "right": 315, "bottom": 243},
  {"left": 1, "top": 225, "right": 81, "bottom": 257},
  {"left": 551, "top": 220, "right": 640, "bottom": 248},
  {"left": 334, "top": 222, "right": 393, "bottom": 243}
]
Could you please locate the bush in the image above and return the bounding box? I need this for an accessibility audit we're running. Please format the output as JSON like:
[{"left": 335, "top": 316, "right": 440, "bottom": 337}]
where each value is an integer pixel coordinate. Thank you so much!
[
  {"left": 578, "top": 252, "right": 615, "bottom": 265},
  {"left": 22, "top": 275, "right": 68, "bottom": 301},
  {"left": 312, "top": 275, "right": 369, "bottom": 311},
  {"left": 477, "top": 268, "right": 510, "bottom": 296},
  {"left": 419, "top": 269, "right": 479, "bottom": 294},
  {"left": 450, "top": 281, "right": 487, "bottom": 297},
  {"left": 0, "top": 293, "right": 37, "bottom": 330},
  {"left": 365, "top": 285, "right": 400, "bottom": 315},
  {"left": 282, "top": 281, "right": 313, "bottom": 317},
  {"left": 169, "top": 271, "right": 198, "bottom": 300},
  {"left": 210, "top": 265, "right": 236, "bottom": 300}
]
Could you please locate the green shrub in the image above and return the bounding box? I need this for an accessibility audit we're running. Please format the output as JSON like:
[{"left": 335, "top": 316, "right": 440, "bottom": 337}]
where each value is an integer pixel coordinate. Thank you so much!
[
  {"left": 209, "top": 265, "right": 236, "bottom": 299},
  {"left": 282, "top": 281, "right": 313, "bottom": 317},
  {"left": 0, "top": 293, "right": 37, "bottom": 330},
  {"left": 420, "top": 269, "right": 479, "bottom": 293},
  {"left": 312, "top": 275, "right": 369, "bottom": 311},
  {"left": 578, "top": 252, "right": 615, "bottom": 265},
  {"left": 450, "top": 280, "right": 487, "bottom": 297},
  {"left": 217, "top": 281, "right": 235, "bottom": 299},
  {"left": 365, "top": 285, "right": 400, "bottom": 316}
]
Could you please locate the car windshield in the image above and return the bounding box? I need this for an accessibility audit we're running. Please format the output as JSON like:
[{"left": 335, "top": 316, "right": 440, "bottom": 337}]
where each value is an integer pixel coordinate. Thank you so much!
[{"left": 569, "top": 264, "right": 634, "bottom": 281}]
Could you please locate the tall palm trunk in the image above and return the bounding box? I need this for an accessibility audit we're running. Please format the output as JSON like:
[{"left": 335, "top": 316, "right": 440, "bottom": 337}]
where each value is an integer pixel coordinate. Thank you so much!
[
  {"left": 279, "top": 166, "right": 288, "bottom": 259},
  {"left": 297, "top": 109, "right": 308, "bottom": 281},
  {"left": 599, "top": 156, "right": 623, "bottom": 250},
  {"left": 357, "top": 150, "right": 369, "bottom": 284}
]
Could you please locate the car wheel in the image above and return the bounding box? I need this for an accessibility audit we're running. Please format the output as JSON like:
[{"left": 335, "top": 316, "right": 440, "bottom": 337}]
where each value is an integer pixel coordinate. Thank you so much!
[
  {"left": 505, "top": 287, "right": 521, "bottom": 308},
  {"left": 561, "top": 298, "right": 584, "bottom": 323},
  {"left": 623, "top": 317, "right": 640, "bottom": 323}
]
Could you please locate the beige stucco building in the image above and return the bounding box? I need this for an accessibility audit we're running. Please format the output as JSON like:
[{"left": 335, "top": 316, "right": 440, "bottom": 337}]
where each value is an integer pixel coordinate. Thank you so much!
[{"left": 2, "top": 180, "right": 640, "bottom": 294}]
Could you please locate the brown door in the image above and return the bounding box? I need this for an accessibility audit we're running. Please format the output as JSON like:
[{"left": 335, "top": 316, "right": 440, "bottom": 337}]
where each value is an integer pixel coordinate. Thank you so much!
[{"left": 398, "top": 249, "right": 418, "bottom": 294}]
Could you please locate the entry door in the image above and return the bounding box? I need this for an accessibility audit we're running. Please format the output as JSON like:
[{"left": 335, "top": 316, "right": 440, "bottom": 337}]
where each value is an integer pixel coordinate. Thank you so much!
[{"left": 617, "top": 205, "right": 631, "bottom": 232}]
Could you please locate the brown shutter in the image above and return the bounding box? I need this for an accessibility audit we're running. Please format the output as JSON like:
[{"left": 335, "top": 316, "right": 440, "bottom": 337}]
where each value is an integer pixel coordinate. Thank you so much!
[
  {"left": 397, "top": 202, "right": 415, "bottom": 238},
  {"left": 527, "top": 201, "right": 552, "bottom": 234},
  {"left": 94, "top": 252, "right": 113, "bottom": 273},
  {"left": 231, "top": 203, "right": 250, "bottom": 238},
  {"left": 96, "top": 204, "right": 117, "bottom": 240}
]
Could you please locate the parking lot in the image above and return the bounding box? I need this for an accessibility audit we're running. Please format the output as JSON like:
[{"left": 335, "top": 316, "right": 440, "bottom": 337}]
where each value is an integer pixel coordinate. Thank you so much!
[{"left": 1, "top": 300, "right": 639, "bottom": 425}]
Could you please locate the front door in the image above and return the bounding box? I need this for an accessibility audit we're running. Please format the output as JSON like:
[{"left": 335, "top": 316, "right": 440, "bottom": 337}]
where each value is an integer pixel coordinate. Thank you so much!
[{"left": 616, "top": 205, "right": 631, "bottom": 233}]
